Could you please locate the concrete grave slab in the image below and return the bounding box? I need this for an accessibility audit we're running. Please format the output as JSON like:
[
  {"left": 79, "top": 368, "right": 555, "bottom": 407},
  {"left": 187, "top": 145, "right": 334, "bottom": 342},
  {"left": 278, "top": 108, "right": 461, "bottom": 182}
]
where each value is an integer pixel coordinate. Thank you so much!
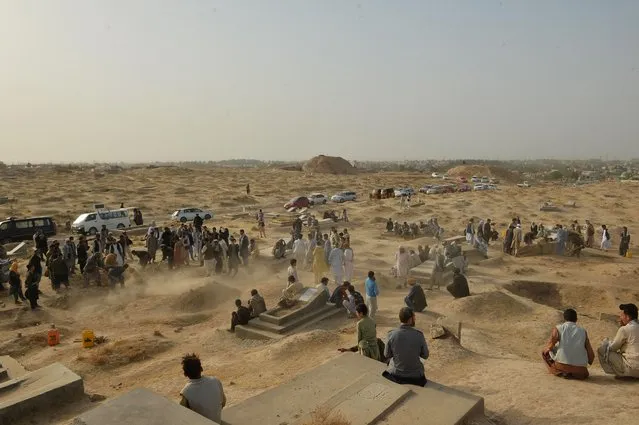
[
  {"left": 0, "top": 362, "right": 84, "bottom": 424},
  {"left": 72, "top": 388, "right": 219, "bottom": 425},
  {"left": 222, "top": 353, "right": 484, "bottom": 425}
]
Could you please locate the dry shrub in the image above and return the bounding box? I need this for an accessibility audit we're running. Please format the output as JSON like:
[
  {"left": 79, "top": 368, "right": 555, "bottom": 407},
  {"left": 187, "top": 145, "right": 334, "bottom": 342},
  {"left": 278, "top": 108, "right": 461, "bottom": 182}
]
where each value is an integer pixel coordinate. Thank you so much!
[
  {"left": 301, "top": 407, "right": 351, "bottom": 425},
  {"left": 77, "top": 336, "right": 174, "bottom": 368}
]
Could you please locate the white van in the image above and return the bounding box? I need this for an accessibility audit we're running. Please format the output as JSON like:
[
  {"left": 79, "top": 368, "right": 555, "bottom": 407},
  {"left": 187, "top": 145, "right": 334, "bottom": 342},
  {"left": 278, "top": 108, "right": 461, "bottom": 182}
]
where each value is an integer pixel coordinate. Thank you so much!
[{"left": 71, "top": 205, "right": 132, "bottom": 235}]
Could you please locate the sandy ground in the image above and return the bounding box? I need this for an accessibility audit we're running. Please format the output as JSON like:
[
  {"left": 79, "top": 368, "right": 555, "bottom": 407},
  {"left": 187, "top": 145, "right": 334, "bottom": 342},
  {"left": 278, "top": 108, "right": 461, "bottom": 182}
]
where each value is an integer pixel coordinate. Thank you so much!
[{"left": 0, "top": 166, "right": 637, "bottom": 425}]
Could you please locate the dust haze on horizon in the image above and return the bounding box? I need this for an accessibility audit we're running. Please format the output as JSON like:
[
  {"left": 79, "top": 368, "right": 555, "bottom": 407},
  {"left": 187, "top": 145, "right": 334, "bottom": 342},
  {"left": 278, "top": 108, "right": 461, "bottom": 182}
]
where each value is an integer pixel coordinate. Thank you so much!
[{"left": 1, "top": 1, "right": 638, "bottom": 164}]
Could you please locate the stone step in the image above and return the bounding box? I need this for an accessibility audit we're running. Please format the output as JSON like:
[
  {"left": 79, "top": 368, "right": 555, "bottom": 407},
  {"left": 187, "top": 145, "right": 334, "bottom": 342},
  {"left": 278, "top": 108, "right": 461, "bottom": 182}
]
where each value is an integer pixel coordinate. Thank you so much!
[
  {"left": 236, "top": 305, "right": 343, "bottom": 340},
  {"left": 0, "top": 368, "right": 8, "bottom": 383},
  {"left": 249, "top": 304, "right": 339, "bottom": 334}
]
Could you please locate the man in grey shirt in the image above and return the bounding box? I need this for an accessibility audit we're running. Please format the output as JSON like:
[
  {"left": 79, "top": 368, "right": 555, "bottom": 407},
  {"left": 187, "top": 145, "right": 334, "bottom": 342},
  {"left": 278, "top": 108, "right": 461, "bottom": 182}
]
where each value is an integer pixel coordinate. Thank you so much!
[{"left": 382, "top": 307, "right": 429, "bottom": 387}]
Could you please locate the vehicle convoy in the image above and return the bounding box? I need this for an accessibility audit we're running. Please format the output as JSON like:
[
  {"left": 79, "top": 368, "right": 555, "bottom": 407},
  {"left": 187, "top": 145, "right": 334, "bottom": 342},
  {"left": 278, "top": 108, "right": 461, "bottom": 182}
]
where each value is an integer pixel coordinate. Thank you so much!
[
  {"left": 172, "top": 208, "right": 214, "bottom": 223},
  {"left": 308, "top": 193, "right": 328, "bottom": 205},
  {"left": 0, "top": 216, "right": 57, "bottom": 243},
  {"left": 284, "top": 196, "right": 311, "bottom": 210},
  {"left": 331, "top": 191, "right": 357, "bottom": 203},
  {"left": 72, "top": 204, "right": 139, "bottom": 235}
]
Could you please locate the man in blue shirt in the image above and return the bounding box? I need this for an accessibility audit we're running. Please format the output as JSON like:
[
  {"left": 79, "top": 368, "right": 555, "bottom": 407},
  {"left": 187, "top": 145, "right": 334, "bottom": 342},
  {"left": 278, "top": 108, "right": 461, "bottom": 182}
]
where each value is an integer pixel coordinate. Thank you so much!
[{"left": 364, "top": 271, "right": 380, "bottom": 319}]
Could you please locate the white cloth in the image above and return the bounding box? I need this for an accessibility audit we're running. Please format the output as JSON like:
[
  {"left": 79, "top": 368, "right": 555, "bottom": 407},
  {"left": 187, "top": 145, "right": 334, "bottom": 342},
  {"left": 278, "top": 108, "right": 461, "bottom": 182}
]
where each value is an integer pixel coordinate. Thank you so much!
[
  {"left": 601, "top": 232, "right": 612, "bottom": 250},
  {"left": 395, "top": 251, "right": 410, "bottom": 278},
  {"left": 343, "top": 248, "right": 354, "bottom": 281},
  {"left": 328, "top": 248, "right": 344, "bottom": 283},
  {"left": 293, "top": 239, "right": 307, "bottom": 265},
  {"left": 181, "top": 376, "right": 225, "bottom": 424}
]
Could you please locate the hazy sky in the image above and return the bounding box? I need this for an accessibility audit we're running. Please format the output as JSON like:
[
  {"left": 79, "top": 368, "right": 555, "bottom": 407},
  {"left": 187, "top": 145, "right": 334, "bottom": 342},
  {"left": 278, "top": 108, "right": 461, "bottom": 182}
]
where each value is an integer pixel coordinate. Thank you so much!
[{"left": 1, "top": 1, "right": 638, "bottom": 163}]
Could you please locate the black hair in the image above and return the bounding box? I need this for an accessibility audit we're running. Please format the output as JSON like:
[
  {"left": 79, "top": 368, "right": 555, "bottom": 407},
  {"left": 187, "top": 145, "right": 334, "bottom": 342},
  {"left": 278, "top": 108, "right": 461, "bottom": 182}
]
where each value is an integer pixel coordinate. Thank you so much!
[
  {"left": 620, "top": 303, "right": 638, "bottom": 320},
  {"left": 290, "top": 259, "right": 297, "bottom": 266},
  {"left": 235, "top": 299, "right": 242, "bottom": 307},
  {"left": 399, "top": 307, "right": 414, "bottom": 324},
  {"left": 288, "top": 275, "right": 296, "bottom": 283},
  {"left": 356, "top": 303, "right": 368, "bottom": 316},
  {"left": 563, "top": 308, "right": 578, "bottom": 322},
  {"left": 347, "top": 284, "right": 355, "bottom": 293},
  {"left": 182, "top": 353, "right": 203, "bottom": 379},
  {"left": 367, "top": 271, "right": 375, "bottom": 279},
  {"left": 250, "top": 289, "right": 258, "bottom": 296},
  {"left": 320, "top": 277, "right": 329, "bottom": 284}
]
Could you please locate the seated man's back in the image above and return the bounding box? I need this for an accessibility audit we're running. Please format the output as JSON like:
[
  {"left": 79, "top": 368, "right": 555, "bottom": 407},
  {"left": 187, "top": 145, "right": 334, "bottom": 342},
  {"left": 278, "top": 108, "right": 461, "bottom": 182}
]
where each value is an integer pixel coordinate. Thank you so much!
[
  {"left": 181, "top": 375, "right": 225, "bottom": 423},
  {"left": 383, "top": 307, "right": 429, "bottom": 386}
]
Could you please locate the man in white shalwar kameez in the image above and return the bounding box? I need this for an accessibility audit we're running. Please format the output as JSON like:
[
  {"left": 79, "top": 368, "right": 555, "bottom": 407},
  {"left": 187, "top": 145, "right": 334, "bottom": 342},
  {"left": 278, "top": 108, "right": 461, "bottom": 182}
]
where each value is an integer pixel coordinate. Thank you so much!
[
  {"left": 343, "top": 244, "right": 354, "bottom": 282},
  {"left": 292, "top": 235, "right": 308, "bottom": 268},
  {"left": 328, "top": 247, "right": 345, "bottom": 285}
]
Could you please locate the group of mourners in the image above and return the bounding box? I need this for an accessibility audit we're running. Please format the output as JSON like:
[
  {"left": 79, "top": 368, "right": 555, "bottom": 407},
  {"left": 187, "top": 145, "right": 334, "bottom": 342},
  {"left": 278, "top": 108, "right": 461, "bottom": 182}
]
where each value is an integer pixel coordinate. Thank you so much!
[
  {"left": 142, "top": 216, "right": 259, "bottom": 277},
  {"left": 465, "top": 217, "right": 631, "bottom": 258}
]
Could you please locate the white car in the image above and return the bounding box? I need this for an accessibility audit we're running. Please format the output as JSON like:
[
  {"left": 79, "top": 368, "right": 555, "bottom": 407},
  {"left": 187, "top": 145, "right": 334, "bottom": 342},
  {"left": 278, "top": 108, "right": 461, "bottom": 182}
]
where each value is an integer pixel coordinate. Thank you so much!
[
  {"left": 474, "top": 184, "right": 488, "bottom": 191},
  {"left": 431, "top": 172, "right": 441, "bottom": 178},
  {"left": 471, "top": 176, "right": 481, "bottom": 183},
  {"left": 172, "top": 208, "right": 213, "bottom": 223},
  {"left": 441, "top": 174, "right": 450, "bottom": 180},
  {"left": 517, "top": 181, "right": 531, "bottom": 188},
  {"left": 308, "top": 193, "right": 328, "bottom": 205},
  {"left": 331, "top": 191, "right": 357, "bottom": 203}
]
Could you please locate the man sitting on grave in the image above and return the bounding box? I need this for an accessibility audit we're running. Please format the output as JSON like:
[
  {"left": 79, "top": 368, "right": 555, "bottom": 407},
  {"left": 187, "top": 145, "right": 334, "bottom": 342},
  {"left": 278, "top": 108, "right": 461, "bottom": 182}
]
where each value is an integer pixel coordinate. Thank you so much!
[
  {"left": 329, "top": 281, "right": 349, "bottom": 306},
  {"left": 405, "top": 280, "right": 427, "bottom": 313},
  {"left": 342, "top": 283, "right": 365, "bottom": 318},
  {"left": 316, "top": 276, "right": 330, "bottom": 299},
  {"left": 282, "top": 274, "right": 303, "bottom": 299},
  {"left": 248, "top": 289, "right": 267, "bottom": 318},
  {"left": 180, "top": 353, "right": 226, "bottom": 423},
  {"left": 383, "top": 307, "right": 429, "bottom": 387},
  {"left": 542, "top": 308, "right": 595, "bottom": 379},
  {"left": 446, "top": 268, "right": 470, "bottom": 299},
  {"left": 228, "top": 299, "right": 251, "bottom": 333},
  {"left": 598, "top": 303, "right": 639, "bottom": 378},
  {"left": 337, "top": 303, "right": 380, "bottom": 361}
]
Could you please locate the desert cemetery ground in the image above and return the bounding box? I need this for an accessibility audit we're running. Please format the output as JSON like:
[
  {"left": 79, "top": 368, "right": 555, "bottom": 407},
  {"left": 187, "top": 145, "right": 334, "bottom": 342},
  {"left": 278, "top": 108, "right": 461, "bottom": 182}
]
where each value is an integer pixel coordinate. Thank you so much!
[{"left": 0, "top": 163, "right": 638, "bottom": 425}]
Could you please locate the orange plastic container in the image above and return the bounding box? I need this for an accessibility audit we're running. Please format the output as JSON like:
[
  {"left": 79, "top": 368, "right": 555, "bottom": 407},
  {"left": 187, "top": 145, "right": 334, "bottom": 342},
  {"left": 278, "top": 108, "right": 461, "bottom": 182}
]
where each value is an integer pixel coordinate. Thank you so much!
[{"left": 48, "top": 325, "right": 60, "bottom": 346}]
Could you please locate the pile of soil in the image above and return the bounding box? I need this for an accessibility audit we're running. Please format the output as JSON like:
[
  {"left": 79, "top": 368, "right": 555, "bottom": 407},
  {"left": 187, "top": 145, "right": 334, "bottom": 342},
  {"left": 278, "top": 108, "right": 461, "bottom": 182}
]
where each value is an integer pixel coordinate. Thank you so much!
[
  {"left": 446, "top": 165, "right": 517, "bottom": 182},
  {"left": 302, "top": 155, "right": 357, "bottom": 175},
  {"left": 171, "top": 282, "right": 240, "bottom": 312},
  {"left": 77, "top": 336, "right": 174, "bottom": 368},
  {"left": 447, "top": 291, "right": 532, "bottom": 320}
]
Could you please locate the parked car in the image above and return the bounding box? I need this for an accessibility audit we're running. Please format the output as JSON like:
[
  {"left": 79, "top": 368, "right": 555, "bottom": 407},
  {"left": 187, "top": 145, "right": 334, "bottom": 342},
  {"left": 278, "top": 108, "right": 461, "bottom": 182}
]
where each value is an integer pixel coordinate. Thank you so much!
[
  {"left": 486, "top": 184, "right": 498, "bottom": 190},
  {"left": 489, "top": 178, "right": 499, "bottom": 184},
  {"left": 394, "top": 188, "right": 414, "bottom": 197},
  {"left": 441, "top": 174, "right": 450, "bottom": 180},
  {"left": 471, "top": 176, "right": 481, "bottom": 183},
  {"left": 426, "top": 186, "right": 443, "bottom": 194},
  {"left": 517, "top": 181, "right": 531, "bottom": 188},
  {"left": 308, "top": 193, "right": 328, "bottom": 205},
  {"left": 73, "top": 206, "right": 136, "bottom": 235},
  {"left": 481, "top": 177, "right": 490, "bottom": 183},
  {"left": 331, "top": 191, "right": 357, "bottom": 203},
  {"left": 171, "top": 208, "right": 214, "bottom": 223},
  {"left": 419, "top": 185, "right": 434, "bottom": 193},
  {"left": 474, "top": 184, "right": 488, "bottom": 191},
  {"left": 458, "top": 184, "right": 472, "bottom": 192},
  {"left": 0, "top": 216, "right": 57, "bottom": 243},
  {"left": 284, "top": 196, "right": 311, "bottom": 210},
  {"left": 431, "top": 172, "right": 441, "bottom": 178}
]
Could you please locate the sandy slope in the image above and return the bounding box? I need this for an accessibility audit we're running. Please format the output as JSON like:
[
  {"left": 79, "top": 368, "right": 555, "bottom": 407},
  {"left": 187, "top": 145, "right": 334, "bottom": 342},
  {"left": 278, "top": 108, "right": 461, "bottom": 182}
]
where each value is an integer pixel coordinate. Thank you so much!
[{"left": 0, "top": 166, "right": 637, "bottom": 425}]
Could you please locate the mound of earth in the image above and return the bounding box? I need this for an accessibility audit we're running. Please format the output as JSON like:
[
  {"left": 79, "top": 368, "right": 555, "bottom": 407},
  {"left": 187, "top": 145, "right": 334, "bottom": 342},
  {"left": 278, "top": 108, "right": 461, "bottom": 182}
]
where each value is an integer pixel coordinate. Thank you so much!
[
  {"left": 302, "top": 155, "right": 357, "bottom": 175},
  {"left": 171, "top": 281, "right": 241, "bottom": 312},
  {"left": 447, "top": 291, "right": 531, "bottom": 319},
  {"left": 447, "top": 164, "right": 517, "bottom": 182},
  {"left": 262, "top": 330, "right": 339, "bottom": 360}
]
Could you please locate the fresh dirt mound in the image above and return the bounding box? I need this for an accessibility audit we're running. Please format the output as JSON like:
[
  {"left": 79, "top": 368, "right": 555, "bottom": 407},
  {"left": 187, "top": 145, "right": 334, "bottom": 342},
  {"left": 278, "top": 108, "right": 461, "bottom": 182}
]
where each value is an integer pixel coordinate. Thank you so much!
[
  {"left": 171, "top": 281, "right": 241, "bottom": 312},
  {"left": 504, "top": 281, "right": 614, "bottom": 311},
  {"left": 0, "top": 332, "right": 48, "bottom": 356},
  {"left": 76, "top": 335, "right": 174, "bottom": 368},
  {"left": 447, "top": 165, "right": 517, "bottom": 182},
  {"left": 262, "top": 330, "right": 338, "bottom": 360},
  {"left": 302, "top": 155, "right": 357, "bottom": 175},
  {"left": 447, "top": 291, "right": 531, "bottom": 319}
]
